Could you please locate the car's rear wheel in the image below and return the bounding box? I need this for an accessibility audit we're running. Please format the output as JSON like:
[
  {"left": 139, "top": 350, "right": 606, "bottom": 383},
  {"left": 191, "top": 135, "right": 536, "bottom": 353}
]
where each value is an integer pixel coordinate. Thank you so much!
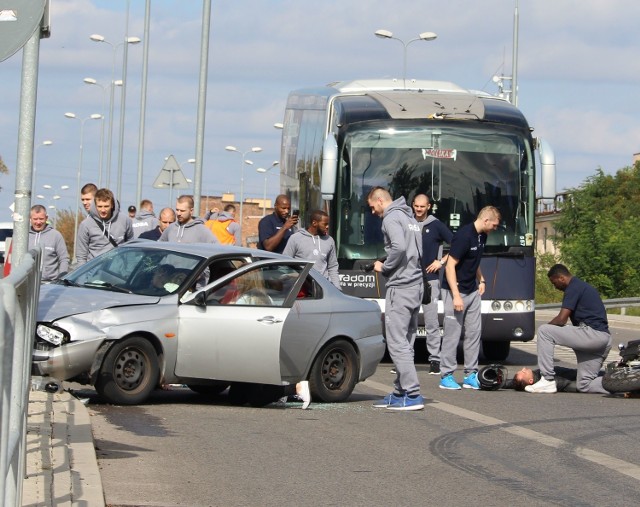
[
  {"left": 187, "top": 382, "right": 230, "bottom": 396},
  {"left": 309, "top": 339, "right": 358, "bottom": 403},
  {"left": 95, "top": 337, "right": 160, "bottom": 405}
]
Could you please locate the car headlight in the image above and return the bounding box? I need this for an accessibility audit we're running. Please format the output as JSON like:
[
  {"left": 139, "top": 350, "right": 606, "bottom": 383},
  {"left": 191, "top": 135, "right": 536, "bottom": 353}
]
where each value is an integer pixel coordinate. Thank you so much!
[{"left": 36, "top": 324, "right": 66, "bottom": 346}]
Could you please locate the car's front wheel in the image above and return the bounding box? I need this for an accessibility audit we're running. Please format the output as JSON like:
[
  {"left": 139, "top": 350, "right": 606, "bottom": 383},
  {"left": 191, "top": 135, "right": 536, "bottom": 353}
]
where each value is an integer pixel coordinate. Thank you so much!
[
  {"left": 309, "top": 339, "right": 358, "bottom": 403},
  {"left": 95, "top": 337, "right": 160, "bottom": 405}
]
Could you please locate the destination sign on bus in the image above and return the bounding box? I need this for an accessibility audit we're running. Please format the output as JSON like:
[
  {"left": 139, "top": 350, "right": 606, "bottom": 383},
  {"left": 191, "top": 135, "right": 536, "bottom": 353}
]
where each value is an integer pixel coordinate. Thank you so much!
[{"left": 422, "top": 148, "right": 457, "bottom": 160}]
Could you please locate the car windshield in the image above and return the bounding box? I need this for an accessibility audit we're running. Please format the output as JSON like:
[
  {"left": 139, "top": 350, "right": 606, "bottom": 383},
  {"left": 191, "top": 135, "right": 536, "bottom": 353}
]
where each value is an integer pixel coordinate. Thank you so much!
[{"left": 63, "top": 246, "right": 203, "bottom": 296}]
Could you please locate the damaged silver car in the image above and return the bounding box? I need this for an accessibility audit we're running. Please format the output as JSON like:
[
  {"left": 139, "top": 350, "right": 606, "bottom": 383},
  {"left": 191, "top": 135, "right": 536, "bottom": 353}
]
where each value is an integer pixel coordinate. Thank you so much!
[{"left": 33, "top": 242, "right": 385, "bottom": 405}]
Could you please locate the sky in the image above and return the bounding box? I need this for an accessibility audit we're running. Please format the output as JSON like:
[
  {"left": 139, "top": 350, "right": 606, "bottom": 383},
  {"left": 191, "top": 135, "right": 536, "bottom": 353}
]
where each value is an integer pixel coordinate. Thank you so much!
[{"left": 1, "top": 0, "right": 639, "bottom": 221}]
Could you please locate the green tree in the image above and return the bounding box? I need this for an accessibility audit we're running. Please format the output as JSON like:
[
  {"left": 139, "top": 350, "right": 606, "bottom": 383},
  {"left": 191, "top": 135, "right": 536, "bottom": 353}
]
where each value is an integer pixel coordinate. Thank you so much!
[
  {"left": 554, "top": 162, "right": 640, "bottom": 298},
  {"left": 535, "top": 252, "right": 562, "bottom": 303}
]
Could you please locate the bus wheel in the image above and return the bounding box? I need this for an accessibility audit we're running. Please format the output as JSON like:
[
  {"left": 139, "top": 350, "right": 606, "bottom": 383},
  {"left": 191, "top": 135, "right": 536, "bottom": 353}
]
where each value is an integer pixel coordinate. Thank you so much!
[{"left": 482, "top": 341, "right": 510, "bottom": 361}]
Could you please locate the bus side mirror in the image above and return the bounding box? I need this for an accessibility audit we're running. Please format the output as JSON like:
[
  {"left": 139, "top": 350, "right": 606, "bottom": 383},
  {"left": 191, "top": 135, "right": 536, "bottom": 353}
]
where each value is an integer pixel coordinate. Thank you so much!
[
  {"left": 537, "top": 138, "right": 556, "bottom": 199},
  {"left": 321, "top": 134, "right": 338, "bottom": 200}
]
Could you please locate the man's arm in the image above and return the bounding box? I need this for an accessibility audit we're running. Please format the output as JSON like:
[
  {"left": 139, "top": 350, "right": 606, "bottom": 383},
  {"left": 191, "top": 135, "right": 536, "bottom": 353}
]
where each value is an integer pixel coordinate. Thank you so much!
[
  {"left": 445, "top": 256, "right": 464, "bottom": 311},
  {"left": 380, "top": 218, "right": 405, "bottom": 274},
  {"left": 260, "top": 216, "right": 297, "bottom": 251},
  {"left": 549, "top": 308, "right": 572, "bottom": 326},
  {"left": 327, "top": 239, "right": 341, "bottom": 289},
  {"left": 55, "top": 232, "right": 70, "bottom": 274},
  {"left": 476, "top": 267, "right": 486, "bottom": 295}
]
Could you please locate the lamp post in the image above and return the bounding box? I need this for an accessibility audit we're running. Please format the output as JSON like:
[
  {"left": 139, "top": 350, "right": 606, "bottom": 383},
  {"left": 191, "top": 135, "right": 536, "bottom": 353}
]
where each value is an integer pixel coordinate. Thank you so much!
[
  {"left": 83, "top": 77, "right": 123, "bottom": 186},
  {"left": 256, "top": 161, "right": 279, "bottom": 217},
  {"left": 374, "top": 29, "right": 437, "bottom": 89},
  {"left": 225, "top": 146, "right": 262, "bottom": 226},
  {"left": 89, "top": 33, "right": 141, "bottom": 192},
  {"left": 32, "top": 139, "right": 53, "bottom": 199},
  {"left": 65, "top": 112, "right": 102, "bottom": 263},
  {"left": 165, "top": 157, "right": 195, "bottom": 207}
]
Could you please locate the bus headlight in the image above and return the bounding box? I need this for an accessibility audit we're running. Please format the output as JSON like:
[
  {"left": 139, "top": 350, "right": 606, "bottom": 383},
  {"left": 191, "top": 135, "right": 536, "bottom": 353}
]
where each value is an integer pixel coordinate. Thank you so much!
[
  {"left": 504, "top": 301, "right": 513, "bottom": 311},
  {"left": 513, "top": 327, "right": 524, "bottom": 338},
  {"left": 491, "top": 301, "right": 502, "bottom": 311},
  {"left": 515, "top": 301, "right": 525, "bottom": 311}
]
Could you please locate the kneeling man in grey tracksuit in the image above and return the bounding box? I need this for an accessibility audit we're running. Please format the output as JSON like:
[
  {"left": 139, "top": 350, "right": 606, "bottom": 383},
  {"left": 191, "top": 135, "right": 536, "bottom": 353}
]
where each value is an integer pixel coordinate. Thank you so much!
[{"left": 367, "top": 187, "right": 425, "bottom": 411}]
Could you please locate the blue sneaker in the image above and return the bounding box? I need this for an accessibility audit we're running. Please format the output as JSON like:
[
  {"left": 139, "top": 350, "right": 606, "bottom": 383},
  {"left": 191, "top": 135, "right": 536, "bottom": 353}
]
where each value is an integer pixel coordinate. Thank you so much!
[
  {"left": 386, "top": 394, "right": 425, "bottom": 411},
  {"left": 372, "top": 392, "right": 402, "bottom": 408},
  {"left": 439, "top": 374, "right": 461, "bottom": 390},
  {"left": 463, "top": 371, "right": 480, "bottom": 390}
]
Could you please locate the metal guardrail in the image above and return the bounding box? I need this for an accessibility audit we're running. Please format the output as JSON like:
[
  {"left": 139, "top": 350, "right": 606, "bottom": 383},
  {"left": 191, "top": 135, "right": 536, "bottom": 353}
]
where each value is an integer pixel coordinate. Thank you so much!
[
  {"left": 537, "top": 297, "right": 640, "bottom": 311},
  {"left": 0, "top": 248, "right": 41, "bottom": 507}
]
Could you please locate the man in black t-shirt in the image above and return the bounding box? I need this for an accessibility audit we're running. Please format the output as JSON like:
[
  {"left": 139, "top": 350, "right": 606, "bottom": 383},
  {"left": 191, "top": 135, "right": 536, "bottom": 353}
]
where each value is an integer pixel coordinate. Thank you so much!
[{"left": 526, "top": 264, "right": 611, "bottom": 394}]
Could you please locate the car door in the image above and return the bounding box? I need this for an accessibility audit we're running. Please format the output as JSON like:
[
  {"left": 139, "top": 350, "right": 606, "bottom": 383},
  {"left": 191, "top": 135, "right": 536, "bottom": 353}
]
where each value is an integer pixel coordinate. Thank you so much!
[{"left": 175, "top": 259, "right": 312, "bottom": 385}]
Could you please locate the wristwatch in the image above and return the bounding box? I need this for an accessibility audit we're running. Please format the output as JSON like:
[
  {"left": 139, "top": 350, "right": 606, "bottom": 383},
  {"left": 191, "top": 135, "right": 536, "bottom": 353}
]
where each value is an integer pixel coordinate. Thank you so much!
[{"left": 439, "top": 259, "right": 445, "bottom": 266}]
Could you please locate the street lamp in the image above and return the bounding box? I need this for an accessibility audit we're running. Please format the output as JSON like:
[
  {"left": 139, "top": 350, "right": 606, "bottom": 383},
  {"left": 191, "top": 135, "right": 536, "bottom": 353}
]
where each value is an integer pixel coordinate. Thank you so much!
[
  {"left": 83, "top": 77, "right": 123, "bottom": 186},
  {"left": 37, "top": 184, "right": 69, "bottom": 228},
  {"left": 65, "top": 112, "right": 102, "bottom": 263},
  {"left": 32, "top": 139, "right": 53, "bottom": 199},
  {"left": 225, "top": 145, "right": 262, "bottom": 226},
  {"left": 256, "top": 161, "right": 279, "bottom": 217},
  {"left": 374, "top": 29, "right": 437, "bottom": 89},
  {"left": 89, "top": 33, "right": 141, "bottom": 194}
]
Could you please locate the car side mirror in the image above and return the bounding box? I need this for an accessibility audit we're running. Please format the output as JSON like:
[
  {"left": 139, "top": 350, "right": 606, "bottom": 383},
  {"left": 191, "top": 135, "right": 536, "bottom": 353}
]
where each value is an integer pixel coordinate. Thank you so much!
[{"left": 194, "top": 291, "right": 207, "bottom": 307}]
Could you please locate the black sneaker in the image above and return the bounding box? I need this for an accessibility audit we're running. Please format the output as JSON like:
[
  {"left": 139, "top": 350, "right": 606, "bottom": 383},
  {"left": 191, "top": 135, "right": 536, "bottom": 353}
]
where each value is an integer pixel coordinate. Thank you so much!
[{"left": 429, "top": 361, "right": 441, "bottom": 375}]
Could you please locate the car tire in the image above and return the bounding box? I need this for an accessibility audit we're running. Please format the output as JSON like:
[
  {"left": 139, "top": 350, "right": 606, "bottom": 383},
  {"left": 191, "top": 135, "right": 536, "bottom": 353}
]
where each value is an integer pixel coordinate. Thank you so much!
[
  {"left": 95, "top": 337, "right": 160, "bottom": 405},
  {"left": 187, "top": 383, "right": 230, "bottom": 396},
  {"left": 309, "top": 339, "right": 358, "bottom": 403},
  {"left": 482, "top": 341, "right": 511, "bottom": 361},
  {"left": 228, "top": 382, "right": 250, "bottom": 405}
]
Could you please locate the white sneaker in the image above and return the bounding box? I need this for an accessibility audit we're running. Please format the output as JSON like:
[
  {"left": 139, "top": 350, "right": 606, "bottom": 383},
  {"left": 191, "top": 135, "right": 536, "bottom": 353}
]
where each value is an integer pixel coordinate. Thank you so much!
[
  {"left": 524, "top": 377, "right": 557, "bottom": 394},
  {"left": 296, "top": 381, "right": 311, "bottom": 409}
]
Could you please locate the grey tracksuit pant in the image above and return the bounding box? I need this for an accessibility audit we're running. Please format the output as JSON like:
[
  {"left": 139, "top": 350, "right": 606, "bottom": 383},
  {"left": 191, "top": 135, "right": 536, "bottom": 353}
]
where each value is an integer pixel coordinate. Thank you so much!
[
  {"left": 422, "top": 279, "right": 442, "bottom": 362},
  {"left": 537, "top": 323, "right": 611, "bottom": 394},
  {"left": 385, "top": 284, "right": 422, "bottom": 396},
  {"left": 440, "top": 290, "right": 482, "bottom": 377}
]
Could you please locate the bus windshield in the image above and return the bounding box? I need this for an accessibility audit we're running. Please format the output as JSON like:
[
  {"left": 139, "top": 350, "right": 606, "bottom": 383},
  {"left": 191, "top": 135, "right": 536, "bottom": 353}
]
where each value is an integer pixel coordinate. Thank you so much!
[{"left": 336, "top": 123, "right": 534, "bottom": 265}]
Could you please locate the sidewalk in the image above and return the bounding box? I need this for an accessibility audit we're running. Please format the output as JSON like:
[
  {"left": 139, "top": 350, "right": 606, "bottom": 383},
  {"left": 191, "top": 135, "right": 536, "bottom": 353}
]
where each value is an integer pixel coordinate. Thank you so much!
[{"left": 22, "top": 389, "right": 104, "bottom": 507}]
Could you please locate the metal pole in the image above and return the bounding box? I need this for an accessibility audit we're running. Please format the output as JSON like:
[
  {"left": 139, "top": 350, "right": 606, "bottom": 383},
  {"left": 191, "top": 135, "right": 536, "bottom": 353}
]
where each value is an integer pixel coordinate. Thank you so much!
[
  {"left": 72, "top": 120, "right": 87, "bottom": 263},
  {"left": 116, "top": 0, "right": 131, "bottom": 201},
  {"left": 13, "top": 30, "right": 41, "bottom": 267},
  {"left": 512, "top": 0, "right": 519, "bottom": 107},
  {"left": 106, "top": 48, "right": 117, "bottom": 188},
  {"left": 262, "top": 173, "right": 267, "bottom": 217},
  {"left": 136, "top": 0, "right": 151, "bottom": 206},
  {"left": 239, "top": 155, "right": 246, "bottom": 227},
  {"left": 97, "top": 86, "right": 107, "bottom": 186},
  {"left": 194, "top": 0, "right": 212, "bottom": 215}
]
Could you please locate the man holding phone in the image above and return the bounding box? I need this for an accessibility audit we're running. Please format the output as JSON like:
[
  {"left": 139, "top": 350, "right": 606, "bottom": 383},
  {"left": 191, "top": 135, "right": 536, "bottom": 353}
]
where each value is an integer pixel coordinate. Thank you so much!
[{"left": 258, "top": 194, "right": 298, "bottom": 254}]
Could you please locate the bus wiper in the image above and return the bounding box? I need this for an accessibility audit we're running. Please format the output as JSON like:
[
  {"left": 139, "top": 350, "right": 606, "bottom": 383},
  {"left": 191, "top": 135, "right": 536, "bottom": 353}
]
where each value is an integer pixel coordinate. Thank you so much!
[{"left": 83, "top": 281, "right": 132, "bottom": 293}]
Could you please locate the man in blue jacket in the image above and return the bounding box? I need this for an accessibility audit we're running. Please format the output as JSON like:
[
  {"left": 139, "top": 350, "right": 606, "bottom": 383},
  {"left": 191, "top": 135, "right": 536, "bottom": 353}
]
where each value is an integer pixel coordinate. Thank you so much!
[{"left": 368, "top": 187, "right": 425, "bottom": 411}]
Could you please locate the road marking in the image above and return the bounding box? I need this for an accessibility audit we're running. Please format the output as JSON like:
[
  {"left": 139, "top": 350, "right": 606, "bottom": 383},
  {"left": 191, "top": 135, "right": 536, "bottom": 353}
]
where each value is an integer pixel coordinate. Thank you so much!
[{"left": 364, "top": 379, "right": 640, "bottom": 481}]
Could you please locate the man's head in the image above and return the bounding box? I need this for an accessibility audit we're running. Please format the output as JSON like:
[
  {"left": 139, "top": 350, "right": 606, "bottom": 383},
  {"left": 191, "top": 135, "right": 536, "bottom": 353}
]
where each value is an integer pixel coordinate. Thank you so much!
[
  {"left": 512, "top": 367, "right": 535, "bottom": 391},
  {"left": 175, "top": 195, "right": 194, "bottom": 225},
  {"left": 128, "top": 205, "right": 137, "bottom": 218},
  {"left": 152, "top": 264, "right": 176, "bottom": 289},
  {"left": 547, "top": 263, "right": 572, "bottom": 291},
  {"left": 159, "top": 207, "right": 176, "bottom": 232},
  {"left": 412, "top": 194, "right": 430, "bottom": 221},
  {"left": 94, "top": 188, "right": 115, "bottom": 221},
  {"left": 30, "top": 204, "right": 48, "bottom": 232},
  {"left": 140, "top": 199, "right": 153, "bottom": 213},
  {"left": 274, "top": 195, "right": 291, "bottom": 220},
  {"left": 476, "top": 206, "right": 501, "bottom": 234},
  {"left": 81, "top": 183, "right": 97, "bottom": 212},
  {"left": 367, "top": 187, "right": 392, "bottom": 217},
  {"left": 224, "top": 204, "right": 236, "bottom": 217},
  {"left": 308, "top": 210, "right": 329, "bottom": 236}
]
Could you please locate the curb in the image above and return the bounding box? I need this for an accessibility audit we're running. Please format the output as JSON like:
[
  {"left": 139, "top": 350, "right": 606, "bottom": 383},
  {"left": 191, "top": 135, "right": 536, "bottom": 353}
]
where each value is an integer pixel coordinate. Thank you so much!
[{"left": 22, "top": 390, "right": 105, "bottom": 507}]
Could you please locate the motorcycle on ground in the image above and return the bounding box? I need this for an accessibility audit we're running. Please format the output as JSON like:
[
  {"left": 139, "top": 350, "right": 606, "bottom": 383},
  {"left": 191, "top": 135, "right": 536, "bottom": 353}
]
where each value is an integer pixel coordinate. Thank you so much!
[{"left": 603, "top": 339, "right": 640, "bottom": 394}]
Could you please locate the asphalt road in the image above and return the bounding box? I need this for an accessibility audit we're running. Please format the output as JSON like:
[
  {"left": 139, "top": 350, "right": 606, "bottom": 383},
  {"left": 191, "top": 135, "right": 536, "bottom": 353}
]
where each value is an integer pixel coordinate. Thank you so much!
[{"left": 85, "top": 318, "right": 640, "bottom": 507}]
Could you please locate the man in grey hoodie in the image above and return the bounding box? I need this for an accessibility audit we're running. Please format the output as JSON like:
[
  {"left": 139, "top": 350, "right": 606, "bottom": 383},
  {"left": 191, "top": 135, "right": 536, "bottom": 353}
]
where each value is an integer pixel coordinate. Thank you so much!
[
  {"left": 76, "top": 188, "right": 134, "bottom": 266},
  {"left": 367, "top": 187, "right": 425, "bottom": 411},
  {"left": 283, "top": 209, "right": 340, "bottom": 289},
  {"left": 159, "top": 195, "right": 218, "bottom": 243},
  {"left": 131, "top": 199, "right": 160, "bottom": 238},
  {"left": 28, "top": 204, "right": 69, "bottom": 282}
]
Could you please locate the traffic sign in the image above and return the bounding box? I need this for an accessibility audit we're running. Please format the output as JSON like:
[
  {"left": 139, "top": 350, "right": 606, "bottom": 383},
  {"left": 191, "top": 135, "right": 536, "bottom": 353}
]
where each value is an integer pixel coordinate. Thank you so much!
[
  {"left": 0, "top": 0, "right": 47, "bottom": 62},
  {"left": 152, "top": 155, "right": 190, "bottom": 189}
]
